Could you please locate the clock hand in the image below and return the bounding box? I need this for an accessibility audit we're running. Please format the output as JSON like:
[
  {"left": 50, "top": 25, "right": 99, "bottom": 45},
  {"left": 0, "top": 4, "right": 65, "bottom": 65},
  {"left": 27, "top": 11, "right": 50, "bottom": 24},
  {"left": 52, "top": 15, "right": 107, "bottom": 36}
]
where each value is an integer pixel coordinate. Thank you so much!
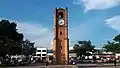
[{"left": 60, "top": 21, "right": 62, "bottom": 24}]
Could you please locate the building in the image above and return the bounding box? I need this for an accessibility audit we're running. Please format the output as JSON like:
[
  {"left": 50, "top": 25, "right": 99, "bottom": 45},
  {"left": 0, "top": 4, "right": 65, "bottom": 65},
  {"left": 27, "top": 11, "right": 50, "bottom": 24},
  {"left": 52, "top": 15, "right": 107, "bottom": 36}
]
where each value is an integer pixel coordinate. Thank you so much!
[
  {"left": 69, "top": 50, "right": 77, "bottom": 58},
  {"left": 47, "top": 49, "right": 77, "bottom": 59},
  {"left": 36, "top": 47, "right": 47, "bottom": 60},
  {"left": 47, "top": 49, "right": 53, "bottom": 62},
  {"left": 47, "top": 49, "right": 53, "bottom": 56},
  {"left": 32, "top": 46, "right": 77, "bottom": 61},
  {"left": 53, "top": 7, "right": 69, "bottom": 64},
  {"left": 94, "top": 48, "right": 106, "bottom": 53}
]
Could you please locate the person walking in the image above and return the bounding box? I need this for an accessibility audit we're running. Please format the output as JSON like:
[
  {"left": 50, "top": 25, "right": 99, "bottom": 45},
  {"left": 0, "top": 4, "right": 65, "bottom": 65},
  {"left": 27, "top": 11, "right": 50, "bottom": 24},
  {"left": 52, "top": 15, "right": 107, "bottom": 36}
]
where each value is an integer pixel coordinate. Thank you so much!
[
  {"left": 114, "top": 58, "right": 116, "bottom": 68},
  {"left": 45, "top": 61, "right": 49, "bottom": 68}
]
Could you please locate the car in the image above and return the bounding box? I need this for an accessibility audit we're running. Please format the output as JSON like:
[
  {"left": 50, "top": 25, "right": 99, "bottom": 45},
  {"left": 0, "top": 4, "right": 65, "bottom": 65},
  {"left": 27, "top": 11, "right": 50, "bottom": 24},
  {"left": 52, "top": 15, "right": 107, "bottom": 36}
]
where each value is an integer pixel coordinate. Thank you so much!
[
  {"left": 0, "top": 58, "right": 3, "bottom": 66},
  {"left": 17, "top": 57, "right": 29, "bottom": 66},
  {"left": 69, "top": 60, "right": 76, "bottom": 65}
]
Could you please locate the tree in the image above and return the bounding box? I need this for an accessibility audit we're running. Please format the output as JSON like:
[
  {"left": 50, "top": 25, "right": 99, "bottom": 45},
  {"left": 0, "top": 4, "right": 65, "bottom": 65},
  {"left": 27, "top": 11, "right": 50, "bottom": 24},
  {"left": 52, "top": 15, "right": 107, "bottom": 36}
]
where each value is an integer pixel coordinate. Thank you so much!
[
  {"left": 103, "top": 41, "right": 120, "bottom": 53},
  {"left": 103, "top": 34, "right": 120, "bottom": 53},
  {"left": 103, "top": 41, "right": 115, "bottom": 52},
  {"left": 0, "top": 19, "right": 36, "bottom": 57},
  {"left": 21, "top": 39, "right": 36, "bottom": 56},
  {"left": 0, "top": 20, "right": 23, "bottom": 41},
  {"left": 113, "top": 34, "right": 120, "bottom": 43},
  {"left": 73, "top": 40, "right": 95, "bottom": 59},
  {"left": 0, "top": 20, "right": 23, "bottom": 57}
]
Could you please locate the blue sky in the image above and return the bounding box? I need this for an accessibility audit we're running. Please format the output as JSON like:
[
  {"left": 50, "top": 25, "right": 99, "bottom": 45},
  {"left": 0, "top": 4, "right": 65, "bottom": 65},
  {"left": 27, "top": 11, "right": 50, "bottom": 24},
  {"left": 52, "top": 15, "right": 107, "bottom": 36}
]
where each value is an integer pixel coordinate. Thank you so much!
[{"left": 0, "top": 0, "right": 120, "bottom": 48}]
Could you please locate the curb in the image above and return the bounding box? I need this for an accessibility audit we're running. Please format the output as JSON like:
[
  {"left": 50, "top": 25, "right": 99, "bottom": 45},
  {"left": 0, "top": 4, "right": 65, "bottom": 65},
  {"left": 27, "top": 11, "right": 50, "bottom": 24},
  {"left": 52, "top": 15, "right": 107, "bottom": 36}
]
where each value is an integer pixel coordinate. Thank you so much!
[{"left": 76, "top": 65, "right": 120, "bottom": 67}]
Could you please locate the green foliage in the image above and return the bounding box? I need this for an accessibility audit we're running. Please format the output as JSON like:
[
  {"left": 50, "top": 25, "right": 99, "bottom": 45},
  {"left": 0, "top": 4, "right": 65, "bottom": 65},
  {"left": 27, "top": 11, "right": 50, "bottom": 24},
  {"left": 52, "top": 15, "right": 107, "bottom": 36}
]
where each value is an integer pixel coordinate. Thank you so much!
[
  {"left": 103, "top": 34, "right": 120, "bottom": 53},
  {"left": 0, "top": 20, "right": 23, "bottom": 57},
  {"left": 0, "top": 20, "right": 23, "bottom": 41},
  {"left": 0, "top": 19, "right": 36, "bottom": 57},
  {"left": 73, "top": 40, "right": 95, "bottom": 58},
  {"left": 21, "top": 39, "right": 36, "bottom": 56},
  {"left": 113, "top": 34, "right": 120, "bottom": 42}
]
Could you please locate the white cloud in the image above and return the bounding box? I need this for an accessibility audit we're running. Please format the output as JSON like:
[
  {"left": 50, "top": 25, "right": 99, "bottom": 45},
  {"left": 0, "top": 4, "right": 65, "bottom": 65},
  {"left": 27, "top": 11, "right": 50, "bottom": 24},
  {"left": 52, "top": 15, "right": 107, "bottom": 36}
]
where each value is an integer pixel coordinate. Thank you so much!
[
  {"left": 16, "top": 22, "right": 53, "bottom": 48},
  {"left": 17, "top": 21, "right": 93, "bottom": 49},
  {"left": 0, "top": 18, "right": 104, "bottom": 48},
  {"left": 73, "top": 0, "right": 120, "bottom": 12},
  {"left": 105, "top": 15, "right": 120, "bottom": 31},
  {"left": 0, "top": 18, "right": 53, "bottom": 48},
  {"left": 17, "top": 21, "right": 91, "bottom": 49},
  {"left": 0, "top": 18, "right": 79, "bottom": 48}
]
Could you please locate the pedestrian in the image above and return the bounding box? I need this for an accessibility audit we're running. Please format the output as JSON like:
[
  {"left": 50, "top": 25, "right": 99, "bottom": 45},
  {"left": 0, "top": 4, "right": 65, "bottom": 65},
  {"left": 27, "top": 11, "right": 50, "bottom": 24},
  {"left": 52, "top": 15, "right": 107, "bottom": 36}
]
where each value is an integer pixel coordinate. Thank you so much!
[
  {"left": 45, "top": 61, "right": 49, "bottom": 68},
  {"left": 114, "top": 58, "right": 116, "bottom": 68}
]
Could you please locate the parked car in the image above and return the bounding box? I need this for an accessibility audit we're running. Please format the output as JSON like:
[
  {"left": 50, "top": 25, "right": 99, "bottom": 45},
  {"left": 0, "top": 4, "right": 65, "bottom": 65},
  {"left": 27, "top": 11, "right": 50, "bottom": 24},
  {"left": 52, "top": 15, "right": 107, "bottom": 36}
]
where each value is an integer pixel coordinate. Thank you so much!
[
  {"left": 69, "top": 60, "right": 76, "bottom": 65},
  {"left": 10, "top": 57, "right": 18, "bottom": 66},
  {"left": 0, "top": 57, "right": 3, "bottom": 65},
  {"left": 18, "top": 57, "right": 29, "bottom": 66}
]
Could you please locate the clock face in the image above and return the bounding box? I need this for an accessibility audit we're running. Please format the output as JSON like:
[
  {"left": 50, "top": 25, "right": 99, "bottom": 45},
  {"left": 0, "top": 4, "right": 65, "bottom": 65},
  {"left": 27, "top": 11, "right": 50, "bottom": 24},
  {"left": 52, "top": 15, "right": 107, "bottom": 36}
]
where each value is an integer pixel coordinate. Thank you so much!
[{"left": 58, "top": 19, "right": 64, "bottom": 26}]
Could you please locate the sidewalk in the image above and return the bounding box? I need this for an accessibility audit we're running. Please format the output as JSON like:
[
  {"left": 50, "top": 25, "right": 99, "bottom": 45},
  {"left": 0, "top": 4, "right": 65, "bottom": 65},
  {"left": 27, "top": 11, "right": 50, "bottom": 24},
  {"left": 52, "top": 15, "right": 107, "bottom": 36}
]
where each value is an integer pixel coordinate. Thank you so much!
[
  {"left": 76, "top": 63, "right": 120, "bottom": 67},
  {"left": 47, "top": 65, "right": 76, "bottom": 68}
]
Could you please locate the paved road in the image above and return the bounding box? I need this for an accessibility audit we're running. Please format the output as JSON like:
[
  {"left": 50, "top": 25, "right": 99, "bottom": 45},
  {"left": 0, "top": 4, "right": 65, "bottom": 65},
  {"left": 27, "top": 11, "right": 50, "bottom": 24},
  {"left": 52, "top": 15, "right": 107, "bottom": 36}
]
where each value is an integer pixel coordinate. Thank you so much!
[
  {"left": 3, "top": 63, "right": 120, "bottom": 68},
  {"left": 4, "top": 66, "right": 120, "bottom": 68},
  {"left": 77, "top": 66, "right": 120, "bottom": 68},
  {"left": 6, "top": 65, "right": 76, "bottom": 68},
  {"left": 6, "top": 66, "right": 120, "bottom": 68},
  {"left": 76, "top": 63, "right": 120, "bottom": 68},
  {"left": 6, "top": 66, "right": 45, "bottom": 68}
]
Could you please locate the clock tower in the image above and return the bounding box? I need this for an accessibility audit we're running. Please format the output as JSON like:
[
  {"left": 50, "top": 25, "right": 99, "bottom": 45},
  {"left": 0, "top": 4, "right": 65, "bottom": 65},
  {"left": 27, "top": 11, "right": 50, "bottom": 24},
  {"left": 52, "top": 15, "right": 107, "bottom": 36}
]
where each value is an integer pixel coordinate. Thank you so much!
[{"left": 53, "top": 7, "right": 69, "bottom": 65}]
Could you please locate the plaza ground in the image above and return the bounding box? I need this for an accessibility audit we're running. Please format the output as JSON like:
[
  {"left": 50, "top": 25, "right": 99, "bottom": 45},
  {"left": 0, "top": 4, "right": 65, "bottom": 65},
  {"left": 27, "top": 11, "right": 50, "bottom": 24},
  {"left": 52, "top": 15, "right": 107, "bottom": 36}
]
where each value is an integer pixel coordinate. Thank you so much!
[
  {"left": 78, "top": 66, "right": 120, "bottom": 68},
  {"left": 77, "top": 63, "right": 120, "bottom": 68},
  {"left": 5, "top": 65, "right": 120, "bottom": 68},
  {"left": 2, "top": 63, "right": 120, "bottom": 68}
]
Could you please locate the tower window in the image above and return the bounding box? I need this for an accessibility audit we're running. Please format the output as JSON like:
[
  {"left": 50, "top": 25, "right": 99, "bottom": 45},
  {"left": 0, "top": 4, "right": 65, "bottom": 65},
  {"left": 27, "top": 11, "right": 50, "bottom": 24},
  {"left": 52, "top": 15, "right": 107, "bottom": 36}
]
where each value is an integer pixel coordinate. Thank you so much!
[
  {"left": 60, "top": 31, "right": 62, "bottom": 35},
  {"left": 58, "top": 12, "right": 63, "bottom": 19},
  {"left": 60, "top": 46, "right": 62, "bottom": 50}
]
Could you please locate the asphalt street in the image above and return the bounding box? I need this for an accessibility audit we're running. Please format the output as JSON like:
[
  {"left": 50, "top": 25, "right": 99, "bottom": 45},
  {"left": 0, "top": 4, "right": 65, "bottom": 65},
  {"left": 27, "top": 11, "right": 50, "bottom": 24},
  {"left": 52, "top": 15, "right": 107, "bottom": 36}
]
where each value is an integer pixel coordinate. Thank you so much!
[
  {"left": 76, "top": 63, "right": 120, "bottom": 68},
  {"left": 4, "top": 66, "right": 45, "bottom": 68},
  {"left": 5, "top": 66, "right": 120, "bottom": 68},
  {"left": 78, "top": 66, "right": 120, "bottom": 68},
  {"left": 76, "top": 63, "right": 120, "bottom": 67},
  {"left": 2, "top": 63, "right": 120, "bottom": 68},
  {"left": 3, "top": 66, "right": 120, "bottom": 68}
]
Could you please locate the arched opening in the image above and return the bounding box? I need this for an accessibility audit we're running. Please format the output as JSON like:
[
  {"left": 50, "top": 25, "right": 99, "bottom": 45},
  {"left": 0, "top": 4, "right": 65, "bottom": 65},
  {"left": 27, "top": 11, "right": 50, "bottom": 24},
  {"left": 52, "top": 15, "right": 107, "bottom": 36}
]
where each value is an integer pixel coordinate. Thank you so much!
[
  {"left": 60, "top": 31, "right": 62, "bottom": 35},
  {"left": 58, "top": 12, "right": 63, "bottom": 19}
]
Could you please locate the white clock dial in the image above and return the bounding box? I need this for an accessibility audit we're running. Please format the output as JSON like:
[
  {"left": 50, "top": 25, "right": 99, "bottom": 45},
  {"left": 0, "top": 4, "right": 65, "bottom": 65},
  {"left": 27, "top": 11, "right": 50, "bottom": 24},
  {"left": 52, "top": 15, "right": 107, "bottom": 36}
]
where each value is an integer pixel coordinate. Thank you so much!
[{"left": 58, "top": 19, "right": 64, "bottom": 26}]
